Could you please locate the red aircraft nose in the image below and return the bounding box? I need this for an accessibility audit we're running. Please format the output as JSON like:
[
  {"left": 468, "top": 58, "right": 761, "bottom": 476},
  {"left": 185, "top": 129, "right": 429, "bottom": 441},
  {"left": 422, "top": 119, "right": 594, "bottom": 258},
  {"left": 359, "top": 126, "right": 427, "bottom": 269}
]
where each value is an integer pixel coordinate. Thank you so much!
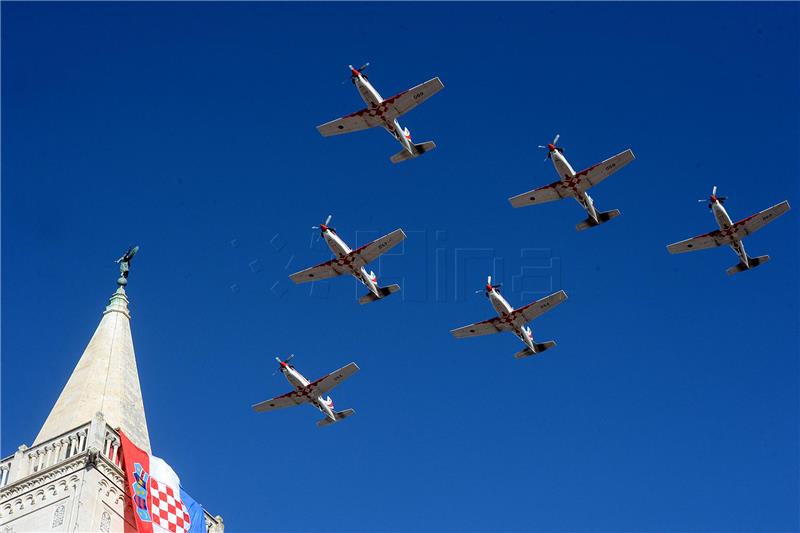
[
  {"left": 486, "top": 284, "right": 493, "bottom": 292},
  {"left": 279, "top": 361, "right": 287, "bottom": 368},
  {"left": 548, "top": 144, "right": 556, "bottom": 151},
  {"left": 320, "top": 224, "right": 328, "bottom": 231}
]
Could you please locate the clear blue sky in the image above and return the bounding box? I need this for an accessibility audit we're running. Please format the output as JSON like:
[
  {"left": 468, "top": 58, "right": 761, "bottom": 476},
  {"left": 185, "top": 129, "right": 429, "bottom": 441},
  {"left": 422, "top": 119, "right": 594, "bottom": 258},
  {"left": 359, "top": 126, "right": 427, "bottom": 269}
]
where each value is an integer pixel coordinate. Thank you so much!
[{"left": 3, "top": 2, "right": 799, "bottom": 532}]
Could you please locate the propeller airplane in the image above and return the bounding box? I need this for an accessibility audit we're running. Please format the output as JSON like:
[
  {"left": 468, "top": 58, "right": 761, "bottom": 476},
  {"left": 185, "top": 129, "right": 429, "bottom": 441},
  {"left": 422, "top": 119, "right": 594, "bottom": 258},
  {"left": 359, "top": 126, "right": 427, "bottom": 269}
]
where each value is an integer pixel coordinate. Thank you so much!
[
  {"left": 290, "top": 215, "right": 407, "bottom": 304},
  {"left": 509, "top": 134, "right": 635, "bottom": 231},
  {"left": 666, "top": 186, "right": 791, "bottom": 275},
  {"left": 451, "top": 276, "right": 568, "bottom": 359},
  {"left": 317, "top": 64, "right": 444, "bottom": 164},
  {"left": 252, "top": 355, "right": 359, "bottom": 428}
]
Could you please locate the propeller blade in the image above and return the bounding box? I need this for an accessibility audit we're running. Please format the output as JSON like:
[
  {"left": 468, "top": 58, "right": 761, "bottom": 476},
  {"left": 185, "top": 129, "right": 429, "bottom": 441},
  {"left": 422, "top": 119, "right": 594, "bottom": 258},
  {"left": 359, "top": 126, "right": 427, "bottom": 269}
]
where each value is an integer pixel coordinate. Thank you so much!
[
  {"left": 285, "top": 354, "right": 295, "bottom": 364},
  {"left": 359, "top": 62, "right": 370, "bottom": 71},
  {"left": 537, "top": 145, "right": 547, "bottom": 149},
  {"left": 552, "top": 133, "right": 560, "bottom": 145},
  {"left": 325, "top": 214, "right": 332, "bottom": 226},
  {"left": 712, "top": 185, "right": 717, "bottom": 196},
  {"left": 474, "top": 289, "right": 485, "bottom": 294},
  {"left": 487, "top": 275, "right": 492, "bottom": 285}
]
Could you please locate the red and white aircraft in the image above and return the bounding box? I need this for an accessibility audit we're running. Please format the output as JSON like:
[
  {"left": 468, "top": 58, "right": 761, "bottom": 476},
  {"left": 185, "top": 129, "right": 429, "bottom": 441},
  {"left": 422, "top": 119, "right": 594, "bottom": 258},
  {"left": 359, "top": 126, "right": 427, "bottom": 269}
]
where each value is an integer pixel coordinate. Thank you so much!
[
  {"left": 667, "top": 186, "right": 791, "bottom": 275},
  {"left": 509, "top": 134, "right": 635, "bottom": 231},
  {"left": 317, "top": 63, "right": 444, "bottom": 164},
  {"left": 451, "top": 276, "right": 568, "bottom": 359},
  {"left": 252, "top": 355, "right": 359, "bottom": 428},
  {"left": 290, "top": 215, "right": 406, "bottom": 304}
]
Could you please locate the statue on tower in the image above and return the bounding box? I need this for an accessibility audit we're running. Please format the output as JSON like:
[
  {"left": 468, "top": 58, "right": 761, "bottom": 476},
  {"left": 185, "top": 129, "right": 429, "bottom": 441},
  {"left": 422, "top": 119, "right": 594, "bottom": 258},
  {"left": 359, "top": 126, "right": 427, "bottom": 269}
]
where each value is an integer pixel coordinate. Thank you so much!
[{"left": 115, "top": 245, "right": 139, "bottom": 286}]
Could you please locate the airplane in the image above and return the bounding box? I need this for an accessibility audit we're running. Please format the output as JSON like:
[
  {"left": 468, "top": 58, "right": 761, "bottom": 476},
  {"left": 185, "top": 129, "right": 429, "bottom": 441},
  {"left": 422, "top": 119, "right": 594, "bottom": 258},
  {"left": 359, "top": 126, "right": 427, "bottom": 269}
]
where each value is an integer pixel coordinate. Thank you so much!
[
  {"left": 317, "top": 63, "right": 444, "bottom": 164},
  {"left": 252, "top": 355, "right": 359, "bottom": 428},
  {"left": 509, "top": 134, "right": 635, "bottom": 231},
  {"left": 450, "top": 276, "right": 568, "bottom": 359},
  {"left": 289, "top": 215, "right": 407, "bottom": 304},
  {"left": 666, "top": 186, "right": 791, "bottom": 275}
]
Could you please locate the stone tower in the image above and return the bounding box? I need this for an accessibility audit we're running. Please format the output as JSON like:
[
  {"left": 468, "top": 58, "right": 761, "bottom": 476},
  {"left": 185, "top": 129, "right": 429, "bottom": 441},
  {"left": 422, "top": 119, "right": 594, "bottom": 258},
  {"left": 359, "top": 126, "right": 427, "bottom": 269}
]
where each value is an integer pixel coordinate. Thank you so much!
[{"left": 0, "top": 278, "right": 223, "bottom": 532}]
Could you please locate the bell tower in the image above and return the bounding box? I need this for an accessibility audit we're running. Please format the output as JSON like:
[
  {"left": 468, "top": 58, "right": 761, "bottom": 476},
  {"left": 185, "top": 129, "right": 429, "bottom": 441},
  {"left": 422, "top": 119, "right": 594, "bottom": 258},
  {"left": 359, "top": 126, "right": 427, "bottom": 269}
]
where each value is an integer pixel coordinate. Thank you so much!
[{"left": 0, "top": 252, "right": 223, "bottom": 532}]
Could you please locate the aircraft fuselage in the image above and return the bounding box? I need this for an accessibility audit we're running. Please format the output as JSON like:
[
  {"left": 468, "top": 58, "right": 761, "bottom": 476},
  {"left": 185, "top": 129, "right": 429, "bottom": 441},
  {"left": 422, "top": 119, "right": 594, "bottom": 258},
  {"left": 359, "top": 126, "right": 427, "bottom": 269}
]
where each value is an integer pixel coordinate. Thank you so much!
[
  {"left": 550, "top": 149, "right": 599, "bottom": 222},
  {"left": 279, "top": 363, "right": 336, "bottom": 421},
  {"left": 352, "top": 70, "right": 415, "bottom": 156},
  {"left": 709, "top": 198, "right": 749, "bottom": 267},
  {"left": 321, "top": 227, "right": 381, "bottom": 298},
  {"left": 487, "top": 289, "right": 536, "bottom": 352}
]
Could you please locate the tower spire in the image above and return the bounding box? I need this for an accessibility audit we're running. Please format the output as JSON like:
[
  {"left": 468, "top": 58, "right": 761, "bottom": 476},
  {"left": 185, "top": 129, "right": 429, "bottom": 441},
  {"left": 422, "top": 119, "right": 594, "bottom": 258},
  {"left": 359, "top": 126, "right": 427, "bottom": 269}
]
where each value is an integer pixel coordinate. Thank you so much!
[{"left": 33, "top": 247, "right": 151, "bottom": 452}]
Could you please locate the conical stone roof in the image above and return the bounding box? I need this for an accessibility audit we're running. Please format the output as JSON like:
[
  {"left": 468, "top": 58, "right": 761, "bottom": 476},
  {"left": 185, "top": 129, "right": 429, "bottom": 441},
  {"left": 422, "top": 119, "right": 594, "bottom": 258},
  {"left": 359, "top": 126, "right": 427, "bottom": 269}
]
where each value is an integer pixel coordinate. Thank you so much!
[{"left": 33, "top": 286, "right": 151, "bottom": 453}]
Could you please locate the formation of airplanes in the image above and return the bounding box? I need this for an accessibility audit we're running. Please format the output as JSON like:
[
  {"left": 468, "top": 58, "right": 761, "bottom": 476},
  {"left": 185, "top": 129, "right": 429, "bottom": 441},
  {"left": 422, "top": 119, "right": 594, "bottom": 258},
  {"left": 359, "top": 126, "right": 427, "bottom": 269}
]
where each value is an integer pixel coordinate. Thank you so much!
[{"left": 252, "top": 64, "right": 793, "bottom": 427}]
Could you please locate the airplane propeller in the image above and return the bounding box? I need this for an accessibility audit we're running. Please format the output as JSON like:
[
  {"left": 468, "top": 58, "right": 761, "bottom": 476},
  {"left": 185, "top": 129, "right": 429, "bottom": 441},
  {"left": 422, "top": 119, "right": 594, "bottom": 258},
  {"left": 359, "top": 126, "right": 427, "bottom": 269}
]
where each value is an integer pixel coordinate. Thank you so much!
[
  {"left": 538, "top": 133, "right": 564, "bottom": 161},
  {"left": 343, "top": 62, "right": 370, "bottom": 84},
  {"left": 475, "top": 275, "right": 502, "bottom": 295},
  {"left": 698, "top": 185, "right": 727, "bottom": 208},
  {"left": 312, "top": 214, "right": 334, "bottom": 232},
  {"left": 272, "top": 354, "right": 295, "bottom": 376}
]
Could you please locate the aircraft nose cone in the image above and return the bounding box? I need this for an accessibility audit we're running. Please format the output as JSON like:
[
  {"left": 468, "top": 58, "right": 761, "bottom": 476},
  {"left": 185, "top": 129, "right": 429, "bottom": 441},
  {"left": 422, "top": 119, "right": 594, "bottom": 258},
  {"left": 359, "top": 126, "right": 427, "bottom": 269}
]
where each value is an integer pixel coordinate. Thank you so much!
[
  {"left": 548, "top": 144, "right": 556, "bottom": 151},
  {"left": 320, "top": 224, "right": 327, "bottom": 231}
]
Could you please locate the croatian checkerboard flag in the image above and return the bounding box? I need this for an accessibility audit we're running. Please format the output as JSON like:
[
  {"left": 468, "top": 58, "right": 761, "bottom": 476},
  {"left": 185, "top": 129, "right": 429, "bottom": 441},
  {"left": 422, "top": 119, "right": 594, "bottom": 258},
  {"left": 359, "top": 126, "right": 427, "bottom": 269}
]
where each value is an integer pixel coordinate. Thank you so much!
[{"left": 119, "top": 430, "right": 207, "bottom": 533}]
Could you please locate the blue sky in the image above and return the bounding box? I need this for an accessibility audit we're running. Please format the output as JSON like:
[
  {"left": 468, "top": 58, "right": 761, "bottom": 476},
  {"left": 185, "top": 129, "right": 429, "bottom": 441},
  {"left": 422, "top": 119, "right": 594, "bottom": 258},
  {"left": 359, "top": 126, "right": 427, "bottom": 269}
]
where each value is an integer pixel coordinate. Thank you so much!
[{"left": 3, "top": 2, "right": 798, "bottom": 532}]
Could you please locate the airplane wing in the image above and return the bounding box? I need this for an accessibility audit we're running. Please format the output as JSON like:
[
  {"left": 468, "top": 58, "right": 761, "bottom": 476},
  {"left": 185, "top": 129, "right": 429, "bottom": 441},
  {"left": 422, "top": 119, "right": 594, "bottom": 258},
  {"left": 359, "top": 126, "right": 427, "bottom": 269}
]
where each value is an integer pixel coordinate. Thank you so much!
[
  {"left": 511, "top": 290, "right": 568, "bottom": 323},
  {"left": 252, "top": 390, "right": 307, "bottom": 413},
  {"left": 380, "top": 77, "right": 444, "bottom": 119},
  {"left": 508, "top": 180, "right": 567, "bottom": 208},
  {"left": 573, "top": 149, "right": 635, "bottom": 191},
  {"left": 731, "top": 200, "right": 791, "bottom": 238},
  {"left": 289, "top": 259, "right": 346, "bottom": 284},
  {"left": 450, "top": 317, "right": 511, "bottom": 338},
  {"left": 350, "top": 229, "right": 407, "bottom": 267},
  {"left": 317, "top": 109, "right": 384, "bottom": 137},
  {"left": 307, "top": 362, "right": 360, "bottom": 396},
  {"left": 666, "top": 231, "right": 729, "bottom": 254}
]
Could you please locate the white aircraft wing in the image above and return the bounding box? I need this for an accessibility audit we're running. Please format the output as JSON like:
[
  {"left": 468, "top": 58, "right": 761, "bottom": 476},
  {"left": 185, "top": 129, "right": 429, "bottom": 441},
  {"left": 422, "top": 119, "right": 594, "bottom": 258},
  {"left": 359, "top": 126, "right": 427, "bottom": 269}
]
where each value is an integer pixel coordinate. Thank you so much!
[
  {"left": 731, "top": 200, "right": 791, "bottom": 238},
  {"left": 317, "top": 109, "right": 384, "bottom": 137},
  {"left": 380, "top": 77, "right": 444, "bottom": 119},
  {"left": 573, "top": 149, "right": 635, "bottom": 191},
  {"left": 511, "top": 290, "right": 568, "bottom": 323},
  {"left": 289, "top": 259, "right": 346, "bottom": 284},
  {"left": 306, "top": 362, "right": 360, "bottom": 396},
  {"left": 451, "top": 317, "right": 511, "bottom": 338},
  {"left": 667, "top": 230, "right": 730, "bottom": 254},
  {"left": 252, "top": 390, "right": 307, "bottom": 412},
  {"left": 509, "top": 180, "right": 567, "bottom": 207},
  {"left": 350, "top": 229, "right": 407, "bottom": 267}
]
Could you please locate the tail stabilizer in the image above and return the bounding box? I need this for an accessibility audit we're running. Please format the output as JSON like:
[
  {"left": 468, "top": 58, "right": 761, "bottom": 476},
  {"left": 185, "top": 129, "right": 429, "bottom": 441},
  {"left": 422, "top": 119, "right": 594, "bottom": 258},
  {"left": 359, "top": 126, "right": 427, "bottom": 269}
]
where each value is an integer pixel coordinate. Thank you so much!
[
  {"left": 726, "top": 255, "right": 770, "bottom": 276},
  {"left": 576, "top": 209, "right": 621, "bottom": 231},
  {"left": 359, "top": 284, "right": 401, "bottom": 305},
  {"left": 513, "top": 341, "right": 556, "bottom": 359},
  {"left": 317, "top": 408, "right": 356, "bottom": 428},
  {"left": 390, "top": 141, "right": 436, "bottom": 164}
]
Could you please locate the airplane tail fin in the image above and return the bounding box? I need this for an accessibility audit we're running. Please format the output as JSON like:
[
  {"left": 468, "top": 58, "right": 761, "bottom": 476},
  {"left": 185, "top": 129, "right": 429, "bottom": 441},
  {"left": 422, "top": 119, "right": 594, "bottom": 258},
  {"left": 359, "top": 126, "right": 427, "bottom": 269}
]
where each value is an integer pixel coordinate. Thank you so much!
[
  {"left": 358, "top": 284, "right": 401, "bottom": 305},
  {"left": 576, "top": 209, "right": 620, "bottom": 231},
  {"left": 390, "top": 141, "right": 436, "bottom": 164},
  {"left": 726, "top": 255, "right": 770, "bottom": 276},
  {"left": 513, "top": 341, "right": 557, "bottom": 359},
  {"left": 316, "top": 408, "right": 356, "bottom": 428}
]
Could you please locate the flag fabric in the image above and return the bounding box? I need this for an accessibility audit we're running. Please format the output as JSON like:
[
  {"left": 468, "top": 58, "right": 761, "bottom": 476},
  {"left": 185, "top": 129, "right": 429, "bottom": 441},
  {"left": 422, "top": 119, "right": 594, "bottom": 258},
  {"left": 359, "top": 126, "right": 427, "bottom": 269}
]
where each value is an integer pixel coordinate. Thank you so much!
[
  {"left": 180, "top": 488, "right": 207, "bottom": 533},
  {"left": 119, "top": 430, "right": 205, "bottom": 533}
]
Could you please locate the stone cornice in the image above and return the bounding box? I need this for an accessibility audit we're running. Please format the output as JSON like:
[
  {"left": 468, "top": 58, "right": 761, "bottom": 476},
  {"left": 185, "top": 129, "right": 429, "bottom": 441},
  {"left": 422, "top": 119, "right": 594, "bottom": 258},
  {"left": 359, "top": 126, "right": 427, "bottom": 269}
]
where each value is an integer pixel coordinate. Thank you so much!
[{"left": 0, "top": 453, "right": 89, "bottom": 502}]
